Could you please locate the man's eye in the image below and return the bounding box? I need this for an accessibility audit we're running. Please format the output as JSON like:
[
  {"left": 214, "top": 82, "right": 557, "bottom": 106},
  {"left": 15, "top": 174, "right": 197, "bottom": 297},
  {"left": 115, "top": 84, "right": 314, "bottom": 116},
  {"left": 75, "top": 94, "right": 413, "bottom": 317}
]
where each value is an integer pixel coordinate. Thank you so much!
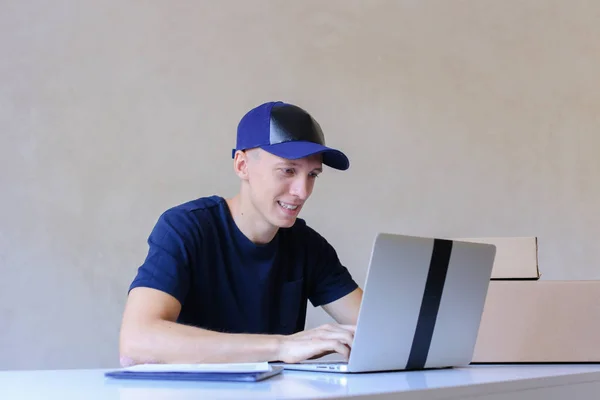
[{"left": 282, "top": 168, "right": 295, "bottom": 175}]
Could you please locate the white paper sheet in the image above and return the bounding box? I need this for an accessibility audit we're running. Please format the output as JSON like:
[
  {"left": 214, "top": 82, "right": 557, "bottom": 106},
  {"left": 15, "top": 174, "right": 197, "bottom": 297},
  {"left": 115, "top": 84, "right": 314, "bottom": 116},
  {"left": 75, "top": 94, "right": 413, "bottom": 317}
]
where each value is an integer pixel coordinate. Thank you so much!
[{"left": 121, "top": 362, "right": 271, "bottom": 373}]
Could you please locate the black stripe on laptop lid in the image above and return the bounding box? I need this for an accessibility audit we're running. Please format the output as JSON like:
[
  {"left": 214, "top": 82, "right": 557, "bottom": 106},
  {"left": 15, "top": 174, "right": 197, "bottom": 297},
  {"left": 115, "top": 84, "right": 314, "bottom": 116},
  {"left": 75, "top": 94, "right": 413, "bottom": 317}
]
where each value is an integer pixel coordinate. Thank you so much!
[{"left": 405, "top": 238, "right": 453, "bottom": 370}]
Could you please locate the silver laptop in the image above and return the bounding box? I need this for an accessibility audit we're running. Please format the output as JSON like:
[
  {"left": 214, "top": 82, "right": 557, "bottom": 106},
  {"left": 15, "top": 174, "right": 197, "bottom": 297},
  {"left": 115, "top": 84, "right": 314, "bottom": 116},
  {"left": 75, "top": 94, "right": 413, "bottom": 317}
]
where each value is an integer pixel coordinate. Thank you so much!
[{"left": 279, "top": 233, "right": 496, "bottom": 373}]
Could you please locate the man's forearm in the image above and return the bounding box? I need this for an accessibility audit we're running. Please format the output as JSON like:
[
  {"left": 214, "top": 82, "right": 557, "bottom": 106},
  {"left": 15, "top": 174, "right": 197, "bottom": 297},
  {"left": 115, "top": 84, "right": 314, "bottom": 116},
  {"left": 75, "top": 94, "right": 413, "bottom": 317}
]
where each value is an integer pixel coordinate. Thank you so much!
[{"left": 119, "top": 319, "right": 283, "bottom": 366}]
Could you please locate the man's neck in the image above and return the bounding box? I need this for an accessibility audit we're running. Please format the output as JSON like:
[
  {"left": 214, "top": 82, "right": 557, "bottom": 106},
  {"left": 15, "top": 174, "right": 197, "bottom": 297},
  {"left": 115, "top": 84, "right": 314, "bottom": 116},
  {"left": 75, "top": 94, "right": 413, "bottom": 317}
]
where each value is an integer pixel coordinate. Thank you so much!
[{"left": 225, "top": 194, "right": 279, "bottom": 245}]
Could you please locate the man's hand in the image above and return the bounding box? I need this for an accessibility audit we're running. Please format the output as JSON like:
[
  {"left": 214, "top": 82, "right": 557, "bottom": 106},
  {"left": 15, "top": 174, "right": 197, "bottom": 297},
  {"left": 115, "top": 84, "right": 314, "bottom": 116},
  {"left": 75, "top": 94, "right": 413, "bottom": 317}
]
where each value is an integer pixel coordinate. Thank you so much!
[{"left": 276, "top": 323, "right": 356, "bottom": 364}]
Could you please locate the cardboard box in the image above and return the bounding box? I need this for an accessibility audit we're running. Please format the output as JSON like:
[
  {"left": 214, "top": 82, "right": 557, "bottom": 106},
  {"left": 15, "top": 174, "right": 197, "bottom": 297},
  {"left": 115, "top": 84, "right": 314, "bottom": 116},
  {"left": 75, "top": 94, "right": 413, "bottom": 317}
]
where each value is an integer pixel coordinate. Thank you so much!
[
  {"left": 472, "top": 281, "right": 600, "bottom": 363},
  {"left": 457, "top": 237, "right": 539, "bottom": 280}
]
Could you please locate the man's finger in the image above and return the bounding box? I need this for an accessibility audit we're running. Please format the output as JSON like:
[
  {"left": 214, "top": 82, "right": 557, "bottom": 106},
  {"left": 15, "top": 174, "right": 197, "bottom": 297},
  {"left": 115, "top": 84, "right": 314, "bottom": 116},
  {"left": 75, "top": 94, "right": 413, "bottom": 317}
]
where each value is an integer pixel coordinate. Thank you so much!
[
  {"left": 304, "top": 340, "right": 348, "bottom": 361},
  {"left": 284, "top": 338, "right": 351, "bottom": 363},
  {"left": 338, "top": 324, "right": 357, "bottom": 333},
  {"left": 317, "top": 339, "right": 350, "bottom": 360},
  {"left": 318, "top": 323, "right": 357, "bottom": 334},
  {"left": 305, "top": 330, "right": 354, "bottom": 346}
]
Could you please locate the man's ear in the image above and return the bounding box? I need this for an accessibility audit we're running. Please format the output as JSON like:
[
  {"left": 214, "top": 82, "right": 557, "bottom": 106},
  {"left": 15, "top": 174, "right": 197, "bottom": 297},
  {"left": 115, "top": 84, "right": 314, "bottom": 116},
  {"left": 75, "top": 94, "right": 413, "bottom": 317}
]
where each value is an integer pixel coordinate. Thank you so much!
[{"left": 233, "top": 150, "right": 250, "bottom": 180}]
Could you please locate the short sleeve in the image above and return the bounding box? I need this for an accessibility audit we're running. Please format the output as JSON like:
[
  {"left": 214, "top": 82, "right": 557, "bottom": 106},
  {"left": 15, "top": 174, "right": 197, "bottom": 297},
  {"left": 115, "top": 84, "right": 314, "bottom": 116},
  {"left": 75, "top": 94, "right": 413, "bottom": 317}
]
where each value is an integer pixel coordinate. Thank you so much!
[
  {"left": 128, "top": 208, "right": 196, "bottom": 305},
  {"left": 306, "top": 228, "right": 359, "bottom": 307}
]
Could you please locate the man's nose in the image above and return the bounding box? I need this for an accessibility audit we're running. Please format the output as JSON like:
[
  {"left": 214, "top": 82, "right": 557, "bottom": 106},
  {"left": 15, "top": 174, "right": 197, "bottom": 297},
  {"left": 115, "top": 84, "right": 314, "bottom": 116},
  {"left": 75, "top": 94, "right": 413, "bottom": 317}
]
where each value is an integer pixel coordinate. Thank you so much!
[{"left": 290, "top": 177, "right": 310, "bottom": 199}]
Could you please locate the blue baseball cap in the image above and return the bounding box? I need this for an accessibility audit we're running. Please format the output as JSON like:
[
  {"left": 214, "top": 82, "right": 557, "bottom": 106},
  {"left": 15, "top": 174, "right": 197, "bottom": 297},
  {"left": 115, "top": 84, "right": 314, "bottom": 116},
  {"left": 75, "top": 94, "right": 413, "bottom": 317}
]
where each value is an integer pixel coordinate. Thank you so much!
[{"left": 232, "top": 101, "right": 350, "bottom": 170}]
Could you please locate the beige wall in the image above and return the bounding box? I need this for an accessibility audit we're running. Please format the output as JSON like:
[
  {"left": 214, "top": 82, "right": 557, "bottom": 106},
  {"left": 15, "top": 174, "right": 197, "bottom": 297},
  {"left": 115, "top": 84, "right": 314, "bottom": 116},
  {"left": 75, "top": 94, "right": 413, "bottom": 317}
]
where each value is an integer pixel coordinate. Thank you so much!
[{"left": 1, "top": 0, "right": 599, "bottom": 370}]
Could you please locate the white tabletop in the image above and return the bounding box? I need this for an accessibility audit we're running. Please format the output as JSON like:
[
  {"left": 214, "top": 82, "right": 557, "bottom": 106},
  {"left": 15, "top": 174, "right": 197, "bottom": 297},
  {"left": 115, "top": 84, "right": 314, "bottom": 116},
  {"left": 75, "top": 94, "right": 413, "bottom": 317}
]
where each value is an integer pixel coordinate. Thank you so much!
[{"left": 2, "top": 364, "right": 600, "bottom": 400}]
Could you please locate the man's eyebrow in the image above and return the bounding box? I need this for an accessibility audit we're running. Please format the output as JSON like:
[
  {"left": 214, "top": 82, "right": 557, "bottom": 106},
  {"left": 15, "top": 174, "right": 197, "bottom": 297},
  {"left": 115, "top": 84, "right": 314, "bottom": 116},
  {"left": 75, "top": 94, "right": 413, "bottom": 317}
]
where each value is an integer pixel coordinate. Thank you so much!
[
  {"left": 275, "top": 161, "right": 306, "bottom": 168},
  {"left": 274, "top": 162, "right": 322, "bottom": 172}
]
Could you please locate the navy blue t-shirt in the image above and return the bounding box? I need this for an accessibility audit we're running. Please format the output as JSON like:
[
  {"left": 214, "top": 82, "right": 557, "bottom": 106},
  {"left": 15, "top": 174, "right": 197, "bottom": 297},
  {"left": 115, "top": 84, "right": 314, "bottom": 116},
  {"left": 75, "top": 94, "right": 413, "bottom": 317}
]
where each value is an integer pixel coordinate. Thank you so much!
[{"left": 129, "top": 195, "right": 358, "bottom": 335}]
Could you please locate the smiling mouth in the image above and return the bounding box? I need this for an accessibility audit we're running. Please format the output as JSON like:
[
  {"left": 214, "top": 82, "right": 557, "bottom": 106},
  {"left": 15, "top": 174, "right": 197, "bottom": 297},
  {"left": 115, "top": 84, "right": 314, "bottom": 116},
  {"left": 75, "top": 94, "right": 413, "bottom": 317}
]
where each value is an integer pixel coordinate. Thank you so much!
[{"left": 278, "top": 201, "right": 299, "bottom": 211}]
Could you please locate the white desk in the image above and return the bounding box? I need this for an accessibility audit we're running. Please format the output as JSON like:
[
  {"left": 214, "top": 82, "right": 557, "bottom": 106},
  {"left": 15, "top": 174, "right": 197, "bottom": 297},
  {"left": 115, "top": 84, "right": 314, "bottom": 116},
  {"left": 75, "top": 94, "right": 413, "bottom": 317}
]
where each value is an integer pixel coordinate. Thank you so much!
[{"left": 2, "top": 364, "right": 600, "bottom": 400}]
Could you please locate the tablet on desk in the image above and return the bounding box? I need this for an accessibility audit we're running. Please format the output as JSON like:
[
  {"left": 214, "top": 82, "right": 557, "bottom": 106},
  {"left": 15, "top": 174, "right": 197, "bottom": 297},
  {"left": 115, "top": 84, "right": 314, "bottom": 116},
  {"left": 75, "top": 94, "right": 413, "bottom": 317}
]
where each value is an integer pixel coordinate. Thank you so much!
[{"left": 104, "top": 362, "right": 284, "bottom": 382}]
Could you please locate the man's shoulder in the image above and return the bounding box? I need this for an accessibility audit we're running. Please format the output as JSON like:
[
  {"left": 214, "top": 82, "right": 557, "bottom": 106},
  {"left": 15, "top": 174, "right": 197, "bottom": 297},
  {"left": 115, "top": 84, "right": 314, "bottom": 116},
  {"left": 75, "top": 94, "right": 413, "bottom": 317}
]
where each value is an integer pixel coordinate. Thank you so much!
[
  {"left": 161, "top": 195, "right": 224, "bottom": 218},
  {"left": 154, "top": 195, "right": 227, "bottom": 231},
  {"left": 165, "top": 195, "right": 223, "bottom": 213}
]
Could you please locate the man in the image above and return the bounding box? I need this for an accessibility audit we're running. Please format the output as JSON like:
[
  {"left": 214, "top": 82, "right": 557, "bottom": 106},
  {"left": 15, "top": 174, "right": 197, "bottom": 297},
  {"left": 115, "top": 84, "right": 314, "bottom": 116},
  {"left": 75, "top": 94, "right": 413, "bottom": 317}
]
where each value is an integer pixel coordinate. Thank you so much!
[{"left": 119, "top": 101, "right": 363, "bottom": 367}]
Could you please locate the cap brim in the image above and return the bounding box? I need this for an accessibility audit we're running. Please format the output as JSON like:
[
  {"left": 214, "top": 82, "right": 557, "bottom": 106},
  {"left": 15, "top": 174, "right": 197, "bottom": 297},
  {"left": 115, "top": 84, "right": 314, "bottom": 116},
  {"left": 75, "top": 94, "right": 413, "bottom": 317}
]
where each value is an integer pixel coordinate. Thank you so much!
[{"left": 260, "top": 141, "right": 350, "bottom": 171}]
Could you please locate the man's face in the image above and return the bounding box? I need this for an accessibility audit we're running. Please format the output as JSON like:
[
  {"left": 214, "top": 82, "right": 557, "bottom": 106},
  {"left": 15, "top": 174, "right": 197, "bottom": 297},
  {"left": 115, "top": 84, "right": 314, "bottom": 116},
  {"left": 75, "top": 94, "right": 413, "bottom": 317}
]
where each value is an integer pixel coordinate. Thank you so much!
[{"left": 244, "top": 148, "right": 323, "bottom": 228}]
